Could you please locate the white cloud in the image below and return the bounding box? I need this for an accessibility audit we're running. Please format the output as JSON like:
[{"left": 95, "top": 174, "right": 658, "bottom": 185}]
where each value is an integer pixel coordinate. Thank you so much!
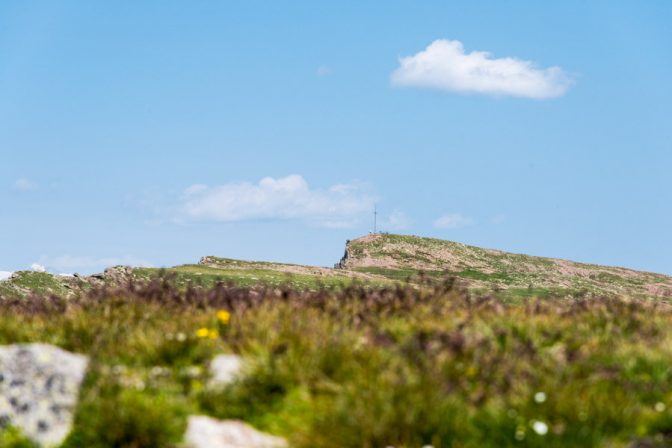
[
  {"left": 317, "top": 65, "right": 331, "bottom": 76},
  {"left": 14, "top": 178, "right": 37, "bottom": 191},
  {"left": 0, "top": 271, "right": 13, "bottom": 282},
  {"left": 178, "top": 174, "right": 374, "bottom": 228},
  {"left": 433, "top": 213, "right": 475, "bottom": 230},
  {"left": 30, "top": 263, "right": 46, "bottom": 273},
  {"left": 391, "top": 39, "right": 573, "bottom": 99}
]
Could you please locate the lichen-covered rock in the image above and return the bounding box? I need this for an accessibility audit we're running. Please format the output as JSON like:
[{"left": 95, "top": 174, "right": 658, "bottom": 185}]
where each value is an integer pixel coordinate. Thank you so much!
[
  {"left": 184, "top": 415, "right": 287, "bottom": 448},
  {"left": 0, "top": 344, "right": 88, "bottom": 447},
  {"left": 209, "top": 354, "right": 244, "bottom": 388},
  {"left": 102, "top": 265, "right": 135, "bottom": 285}
]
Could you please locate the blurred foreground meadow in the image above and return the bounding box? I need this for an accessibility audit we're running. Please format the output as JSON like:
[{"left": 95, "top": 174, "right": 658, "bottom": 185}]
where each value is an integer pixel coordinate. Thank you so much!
[{"left": 1, "top": 277, "right": 672, "bottom": 447}]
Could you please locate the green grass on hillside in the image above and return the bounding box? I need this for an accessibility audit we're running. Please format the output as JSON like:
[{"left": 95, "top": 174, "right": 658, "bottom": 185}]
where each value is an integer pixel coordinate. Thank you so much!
[
  {"left": 1, "top": 279, "right": 672, "bottom": 447},
  {"left": 350, "top": 266, "right": 441, "bottom": 281},
  {"left": 133, "top": 265, "right": 386, "bottom": 291},
  {"left": 200, "top": 256, "right": 298, "bottom": 269},
  {"left": 352, "top": 266, "right": 517, "bottom": 285},
  {"left": 0, "top": 271, "right": 73, "bottom": 299}
]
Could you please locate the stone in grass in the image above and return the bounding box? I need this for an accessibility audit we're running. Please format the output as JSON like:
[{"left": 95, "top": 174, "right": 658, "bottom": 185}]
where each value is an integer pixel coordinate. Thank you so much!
[
  {"left": 208, "top": 354, "right": 244, "bottom": 389},
  {"left": 185, "top": 415, "right": 287, "bottom": 448},
  {"left": 0, "top": 344, "right": 88, "bottom": 447}
]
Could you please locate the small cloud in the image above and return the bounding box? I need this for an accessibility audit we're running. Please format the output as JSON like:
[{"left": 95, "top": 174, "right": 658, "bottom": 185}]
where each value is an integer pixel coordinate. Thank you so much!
[
  {"left": 317, "top": 65, "right": 331, "bottom": 77},
  {"left": 433, "top": 213, "right": 474, "bottom": 230},
  {"left": 0, "top": 271, "right": 13, "bottom": 281},
  {"left": 391, "top": 39, "right": 573, "bottom": 99},
  {"left": 176, "top": 174, "right": 375, "bottom": 229},
  {"left": 14, "top": 178, "right": 38, "bottom": 191},
  {"left": 30, "top": 263, "right": 46, "bottom": 273},
  {"left": 379, "top": 210, "right": 412, "bottom": 231}
]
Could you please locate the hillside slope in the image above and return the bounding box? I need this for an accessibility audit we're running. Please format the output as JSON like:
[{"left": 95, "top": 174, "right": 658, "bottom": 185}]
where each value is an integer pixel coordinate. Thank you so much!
[
  {"left": 0, "top": 271, "right": 80, "bottom": 299},
  {"left": 3, "top": 234, "right": 671, "bottom": 301},
  {"left": 131, "top": 256, "right": 390, "bottom": 290},
  {"left": 338, "top": 234, "right": 672, "bottom": 300},
  {"left": 0, "top": 267, "right": 135, "bottom": 299}
]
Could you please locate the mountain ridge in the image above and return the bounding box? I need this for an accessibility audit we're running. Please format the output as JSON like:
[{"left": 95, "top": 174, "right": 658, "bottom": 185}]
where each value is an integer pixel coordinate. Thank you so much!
[
  {"left": 339, "top": 233, "right": 672, "bottom": 299},
  {"left": 2, "top": 233, "right": 670, "bottom": 301}
]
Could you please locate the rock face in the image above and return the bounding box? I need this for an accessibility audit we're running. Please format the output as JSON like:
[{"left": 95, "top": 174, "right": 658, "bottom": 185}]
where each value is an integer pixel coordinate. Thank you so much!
[
  {"left": 184, "top": 416, "right": 287, "bottom": 448},
  {"left": 0, "top": 344, "right": 88, "bottom": 447},
  {"left": 334, "top": 240, "right": 350, "bottom": 269},
  {"left": 102, "top": 266, "right": 135, "bottom": 285},
  {"left": 209, "top": 354, "right": 244, "bottom": 389}
]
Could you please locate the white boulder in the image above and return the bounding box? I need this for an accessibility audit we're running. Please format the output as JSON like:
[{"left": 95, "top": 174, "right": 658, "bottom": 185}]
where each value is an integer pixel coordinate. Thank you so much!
[
  {"left": 209, "top": 354, "right": 244, "bottom": 388},
  {"left": 184, "top": 415, "right": 287, "bottom": 448},
  {"left": 0, "top": 344, "right": 88, "bottom": 447}
]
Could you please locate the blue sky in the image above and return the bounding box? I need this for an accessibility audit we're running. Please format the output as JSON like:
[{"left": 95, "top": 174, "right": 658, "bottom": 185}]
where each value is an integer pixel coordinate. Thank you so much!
[{"left": 1, "top": 1, "right": 671, "bottom": 275}]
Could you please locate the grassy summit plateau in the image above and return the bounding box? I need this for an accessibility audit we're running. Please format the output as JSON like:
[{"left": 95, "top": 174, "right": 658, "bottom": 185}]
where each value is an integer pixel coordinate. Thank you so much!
[{"left": 339, "top": 234, "right": 672, "bottom": 300}]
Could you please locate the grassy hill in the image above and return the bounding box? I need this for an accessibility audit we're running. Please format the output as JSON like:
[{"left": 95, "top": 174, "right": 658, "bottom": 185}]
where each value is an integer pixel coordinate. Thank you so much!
[
  {"left": 0, "top": 256, "right": 392, "bottom": 300},
  {"left": 339, "top": 234, "right": 672, "bottom": 300},
  {"left": 2, "top": 233, "right": 671, "bottom": 301},
  {"left": 132, "top": 256, "right": 391, "bottom": 290},
  {"left": 0, "top": 271, "right": 83, "bottom": 299}
]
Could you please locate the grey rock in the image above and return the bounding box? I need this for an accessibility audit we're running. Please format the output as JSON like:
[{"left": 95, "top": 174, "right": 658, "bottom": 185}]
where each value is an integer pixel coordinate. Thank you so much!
[
  {"left": 184, "top": 415, "right": 287, "bottom": 448},
  {"left": 102, "top": 266, "right": 135, "bottom": 285},
  {"left": 209, "top": 354, "right": 244, "bottom": 388},
  {"left": 0, "top": 344, "right": 88, "bottom": 447}
]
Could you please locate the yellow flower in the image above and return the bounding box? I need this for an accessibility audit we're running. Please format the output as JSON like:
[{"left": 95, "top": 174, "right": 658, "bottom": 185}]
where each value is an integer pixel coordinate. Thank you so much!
[
  {"left": 208, "top": 329, "right": 219, "bottom": 339},
  {"left": 217, "top": 310, "right": 231, "bottom": 324},
  {"left": 196, "top": 327, "right": 210, "bottom": 338}
]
